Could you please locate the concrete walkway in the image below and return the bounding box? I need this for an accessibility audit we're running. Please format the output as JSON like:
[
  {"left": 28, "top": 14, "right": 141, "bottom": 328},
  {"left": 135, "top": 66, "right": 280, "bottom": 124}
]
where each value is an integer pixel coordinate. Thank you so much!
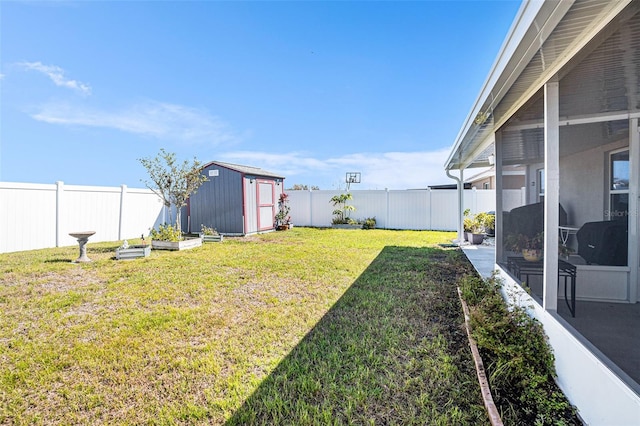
[
  {"left": 458, "top": 241, "right": 640, "bottom": 389},
  {"left": 460, "top": 243, "right": 496, "bottom": 279}
]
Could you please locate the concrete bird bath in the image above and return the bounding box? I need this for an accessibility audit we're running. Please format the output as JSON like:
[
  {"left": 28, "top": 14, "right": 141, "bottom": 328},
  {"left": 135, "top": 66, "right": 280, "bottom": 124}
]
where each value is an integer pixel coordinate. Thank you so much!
[{"left": 69, "top": 231, "right": 96, "bottom": 263}]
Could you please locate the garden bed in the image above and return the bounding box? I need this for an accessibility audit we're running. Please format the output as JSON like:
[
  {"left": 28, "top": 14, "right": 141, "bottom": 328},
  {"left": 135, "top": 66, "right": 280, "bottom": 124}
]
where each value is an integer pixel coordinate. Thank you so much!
[
  {"left": 151, "top": 237, "right": 202, "bottom": 251},
  {"left": 115, "top": 244, "right": 151, "bottom": 260}
]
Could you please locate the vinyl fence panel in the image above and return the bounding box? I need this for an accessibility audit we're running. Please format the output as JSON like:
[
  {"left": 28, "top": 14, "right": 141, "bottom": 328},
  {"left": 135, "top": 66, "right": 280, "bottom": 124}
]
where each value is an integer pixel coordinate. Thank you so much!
[
  {"left": 503, "top": 187, "right": 526, "bottom": 212},
  {"left": 387, "top": 190, "right": 430, "bottom": 230},
  {"left": 287, "top": 188, "right": 510, "bottom": 231},
  {"left": 0, "top": 182, "right": 164, "bottom": 254},
  {"left": 431, "top": 190, "right": 459, "bottom": 230},
  {"left": 0, "top": 182, "right": 58, "bottom": 253},
  {"left": 60, "top": 184, "right": 122, "bottom": 247},
  {"left": 2, "top": 183, "right": 522, "bottom": 253},
  {"left": 119, "top": 187, "right": 166, "bottom": 240}
]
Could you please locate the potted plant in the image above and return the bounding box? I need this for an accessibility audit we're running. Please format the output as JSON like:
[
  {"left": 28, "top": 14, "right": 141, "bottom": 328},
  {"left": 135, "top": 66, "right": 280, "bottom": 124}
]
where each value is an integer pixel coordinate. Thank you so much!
[
  {"left": 477, "top": 212, "right": 495, "bottom": 237},
  {"left": 505, "top": 232, "right": 544, "bottom": 261},
  {"left": 467, "top": 215, "right": 486, "bottom": 245},
  {"left": 463, "top": 209, "right": 473, "bottom": 241},
  {"left": 150, "top": 223, "right": 202, "bottom": 251},
  {"left": 275, "top": 192, "right": 292, "bottom": 230},
  {"left": 200, "top": 224, "right": 223, "bottom": 242}
]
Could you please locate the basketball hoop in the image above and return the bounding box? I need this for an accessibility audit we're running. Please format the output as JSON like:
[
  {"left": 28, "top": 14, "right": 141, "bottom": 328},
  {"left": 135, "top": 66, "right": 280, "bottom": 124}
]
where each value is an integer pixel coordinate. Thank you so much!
[{"left": 345, "top": 172, "right": 361, "bottom": 191}]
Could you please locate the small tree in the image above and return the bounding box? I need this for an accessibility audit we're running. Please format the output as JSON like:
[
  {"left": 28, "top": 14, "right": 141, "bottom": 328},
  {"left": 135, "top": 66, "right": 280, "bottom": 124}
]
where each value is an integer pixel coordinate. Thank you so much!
[
  {"left": 139, "top": 149, "right": 208, "bottom": 232},
  {"left": 330, "top": 192, "right": 355, "bottom": 224}
]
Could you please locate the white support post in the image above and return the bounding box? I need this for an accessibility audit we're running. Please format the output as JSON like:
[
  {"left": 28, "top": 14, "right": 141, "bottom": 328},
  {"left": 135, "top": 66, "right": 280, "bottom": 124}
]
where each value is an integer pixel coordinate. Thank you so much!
[
  {"left": 460, "top": 169, "right": 464, "bottom": 239},
  {"left": 495, "top": 131, "right": 504, "bottom": 262},
  {"left": 543, "top": 81, "right": 560, "bottom": 312},
  {"left": 446, "top": 168, "right": 464, "bottom": 241},
  {"left": 629, "top": 118, "right": 639, "bottom": 302}
]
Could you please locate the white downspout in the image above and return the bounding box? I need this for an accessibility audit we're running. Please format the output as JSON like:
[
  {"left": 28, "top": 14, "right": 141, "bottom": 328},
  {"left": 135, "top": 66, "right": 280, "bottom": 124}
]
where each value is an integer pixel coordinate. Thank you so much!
[{"left": 446, "top": 168, "right": 464, "bottom": 244}]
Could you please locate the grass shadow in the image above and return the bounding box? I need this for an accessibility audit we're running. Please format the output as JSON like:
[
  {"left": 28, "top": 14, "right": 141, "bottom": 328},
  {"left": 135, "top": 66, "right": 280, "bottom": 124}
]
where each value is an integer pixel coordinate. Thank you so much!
[
  {"left": 44, "top": 258, "right": 74, "bottom": 263},
  {"left": 226, "top": 246, "right": 486, "bottom": 425}
]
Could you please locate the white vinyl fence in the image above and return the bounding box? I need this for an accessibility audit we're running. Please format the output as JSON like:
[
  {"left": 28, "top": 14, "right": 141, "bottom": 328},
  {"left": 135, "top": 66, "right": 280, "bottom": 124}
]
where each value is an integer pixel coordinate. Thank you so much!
[
  {"left": 0, "top": 182, "right": 526, "bottom": 254},
  {"left": 0, "top": 181, "right": 164, "bottom": 254},
  {"left": 287, "top": 188, "right": 525, "bottom": 229}
]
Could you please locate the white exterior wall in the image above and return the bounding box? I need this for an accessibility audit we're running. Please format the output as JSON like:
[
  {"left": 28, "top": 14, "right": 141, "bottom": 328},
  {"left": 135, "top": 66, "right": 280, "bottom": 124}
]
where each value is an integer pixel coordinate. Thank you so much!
[
  {"left": 0, "top": 182, "right": 164, "bottom": 254},
  {"left": 495, "top": 267, "right": 640, "bottom": 426}
]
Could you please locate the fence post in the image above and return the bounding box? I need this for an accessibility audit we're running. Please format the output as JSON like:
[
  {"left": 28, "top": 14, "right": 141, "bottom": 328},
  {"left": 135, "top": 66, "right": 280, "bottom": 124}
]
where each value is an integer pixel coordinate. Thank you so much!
[
  {"left": 118, "top": 184, "right": 127, "bottom": 240},
  {"left": 386, "top": 188, "right": 390, "bottom": 229},
  {"left": 309, "top": 189, "right": 313, "bottom": 227},
  {"left": 429, "top": 188, "right": 432, "bottom": 230},
  {"left": 55, "top": 181, "right": 64, "bottom": 247}
]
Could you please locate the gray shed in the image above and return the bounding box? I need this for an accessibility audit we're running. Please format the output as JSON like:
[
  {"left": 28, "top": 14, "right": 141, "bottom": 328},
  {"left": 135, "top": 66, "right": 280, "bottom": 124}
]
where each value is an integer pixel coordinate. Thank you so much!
[{"left": 184, "top": 161, "right": 285, "bottom": 236}]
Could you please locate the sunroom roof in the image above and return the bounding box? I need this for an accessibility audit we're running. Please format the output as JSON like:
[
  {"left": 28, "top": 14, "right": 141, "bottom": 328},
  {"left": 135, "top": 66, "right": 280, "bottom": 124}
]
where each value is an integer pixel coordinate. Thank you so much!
[{"left": 445, "top": 0, "right": 636, "bottom": 171}]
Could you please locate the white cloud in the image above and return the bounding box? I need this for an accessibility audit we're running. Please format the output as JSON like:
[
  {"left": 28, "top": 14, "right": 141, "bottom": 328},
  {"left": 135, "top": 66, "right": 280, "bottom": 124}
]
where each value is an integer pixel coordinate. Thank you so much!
[
  {"left": 18, "top": 61, "right": 91, "bottom": 95},
  {"left": 219, "top": 148, "right": 454, "bottom": 189},
  {"left": 30, "top": 100, "right": 238, "bottom": 144}
]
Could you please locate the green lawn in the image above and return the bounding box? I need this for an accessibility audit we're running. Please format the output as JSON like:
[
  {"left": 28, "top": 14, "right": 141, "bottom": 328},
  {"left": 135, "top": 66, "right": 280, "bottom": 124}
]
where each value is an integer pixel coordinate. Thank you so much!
[{"left": 1, "top": 228, "right": 490, "bottom": 424}]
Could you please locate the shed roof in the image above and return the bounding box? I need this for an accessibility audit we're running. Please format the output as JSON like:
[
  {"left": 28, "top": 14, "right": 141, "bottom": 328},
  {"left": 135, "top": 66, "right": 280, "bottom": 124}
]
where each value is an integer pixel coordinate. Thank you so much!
[
  {"left": 203, "top": 161, "right": 285, "bottom": 179},
  {"left": 445, "top": 0, "right": 635, "bottom": 171}
]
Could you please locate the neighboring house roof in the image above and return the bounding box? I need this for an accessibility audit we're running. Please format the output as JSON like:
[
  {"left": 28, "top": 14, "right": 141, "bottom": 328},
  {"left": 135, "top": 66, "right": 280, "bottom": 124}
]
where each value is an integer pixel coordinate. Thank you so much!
[
  {"left": 445, "top": 0, "right": 634, "bottom": 170},
  {"left": 202, "top": 161, "right": 285, "bottom": 179},
  {"left": 428, "top": 183, "right": 472, "bottom": 190},
  {"left": 465, "top": 165, "right": 525, "bottom": 184}
]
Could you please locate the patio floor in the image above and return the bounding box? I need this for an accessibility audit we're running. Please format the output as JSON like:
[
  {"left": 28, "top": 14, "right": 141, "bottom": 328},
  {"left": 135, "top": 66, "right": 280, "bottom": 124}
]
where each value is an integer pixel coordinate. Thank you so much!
[{"left": 461, "top": 243, "right": 640, "bottom": 394}]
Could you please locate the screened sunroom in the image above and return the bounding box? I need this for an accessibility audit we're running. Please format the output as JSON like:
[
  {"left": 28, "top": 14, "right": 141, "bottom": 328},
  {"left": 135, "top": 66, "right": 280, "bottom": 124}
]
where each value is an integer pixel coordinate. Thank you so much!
[{"left": 445, "top": 1, "right": 640, "bottom": 424}]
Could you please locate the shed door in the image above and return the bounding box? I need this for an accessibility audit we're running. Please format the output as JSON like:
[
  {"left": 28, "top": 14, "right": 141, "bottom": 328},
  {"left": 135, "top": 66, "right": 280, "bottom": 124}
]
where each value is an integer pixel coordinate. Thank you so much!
[{"left": 257, "top": 180, "right": 275, "bottom": 231}]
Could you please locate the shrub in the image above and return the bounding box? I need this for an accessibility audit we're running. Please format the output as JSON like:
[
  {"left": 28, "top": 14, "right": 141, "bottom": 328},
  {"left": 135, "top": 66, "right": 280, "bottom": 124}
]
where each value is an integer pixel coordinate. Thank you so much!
[
  {"left": 149, "top": 223, "right": 183, "bottom": 242},
  {"left": 458, "top": 274, "right": 580, "bottom": 425},
  {"left": 362, "top": 217, "right": 376, "bottom": 229},
  {"left": 200, "top": 224, "right": 218, "bottom": 236}
]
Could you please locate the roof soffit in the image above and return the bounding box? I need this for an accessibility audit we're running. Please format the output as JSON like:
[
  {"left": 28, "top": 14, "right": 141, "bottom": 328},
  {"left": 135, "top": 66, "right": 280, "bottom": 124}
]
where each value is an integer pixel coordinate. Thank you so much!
[{"left": 446, "top": 0, "right": 635, "bottom": 171}]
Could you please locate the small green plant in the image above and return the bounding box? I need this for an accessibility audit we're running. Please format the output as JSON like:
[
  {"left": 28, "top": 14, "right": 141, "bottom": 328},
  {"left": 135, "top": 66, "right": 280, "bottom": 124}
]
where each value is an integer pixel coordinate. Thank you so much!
[
  {"left": 200, "top": 224, "right": 218, "bottom": 236},
  {"left": 459, "top": 274, "right": 580, "bottom": 425},
  {"left": 330, "top": 192, "right": 356, "bottom": 224},
  {"left": 149, "top": 223, "right": 183, "bottom": 242},
  {"left": 362, "top": 217, "right": 376, "bottom": 229},
  {"left": 463, "top": 209, "right": 473, "bottom": 233},
  {"left": 464, "top": 211, "right": 494, "bottom": 234},
  {"left": 476, "top": 212, "right": 495, "bottom": 234}
]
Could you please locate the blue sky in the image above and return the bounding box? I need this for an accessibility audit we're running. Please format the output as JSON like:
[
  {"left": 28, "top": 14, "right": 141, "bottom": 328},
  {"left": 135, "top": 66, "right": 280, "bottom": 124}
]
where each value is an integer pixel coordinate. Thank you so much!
[{"left": 0, "top": 0, "right": 521, "bottom": 190}]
